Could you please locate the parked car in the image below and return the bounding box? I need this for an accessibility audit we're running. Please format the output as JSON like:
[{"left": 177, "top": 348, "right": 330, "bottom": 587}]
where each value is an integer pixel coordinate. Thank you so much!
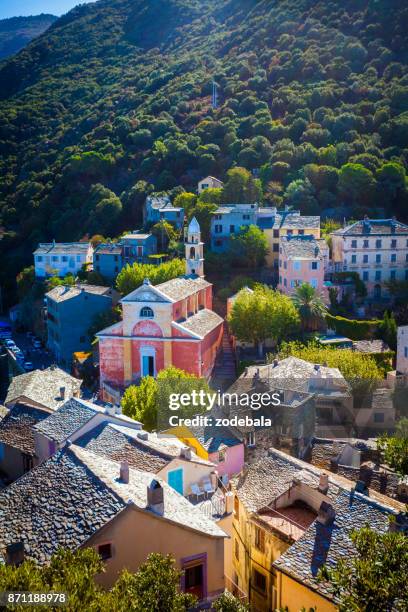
[
  {"left": 12, "top": 348, "right": 24, "bottom": 359},
  {"left": 4, "top": 339, "right": 16, "bottom": 349},
  {"left": 23, "top": 361, "right": 34, "bottom": 372}
]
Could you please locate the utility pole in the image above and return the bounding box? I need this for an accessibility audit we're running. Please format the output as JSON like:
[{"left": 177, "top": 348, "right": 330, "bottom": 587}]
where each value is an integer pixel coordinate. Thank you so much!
[{"left": 212, "top": 80, "right": 218, "bottom": 109}]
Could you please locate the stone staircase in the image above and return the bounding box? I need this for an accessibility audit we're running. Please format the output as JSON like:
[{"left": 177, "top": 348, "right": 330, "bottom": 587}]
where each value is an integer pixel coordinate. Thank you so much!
[{"left": 210, "top": 323, "right": 236, "bottom": 391}]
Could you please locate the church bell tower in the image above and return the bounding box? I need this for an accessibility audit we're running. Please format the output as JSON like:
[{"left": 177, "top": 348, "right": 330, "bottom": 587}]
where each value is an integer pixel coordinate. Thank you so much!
[{"left": 185, "top": 217, "right": 204, "bottom": 278}]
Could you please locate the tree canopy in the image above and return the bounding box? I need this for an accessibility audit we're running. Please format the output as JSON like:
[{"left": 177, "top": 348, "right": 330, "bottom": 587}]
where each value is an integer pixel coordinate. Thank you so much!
[
  {"left": 116, "top": 259, "right": 185, "bottom": 295},
  {"left": 228, "top": 285, "right": 300, "bottom": 356}
]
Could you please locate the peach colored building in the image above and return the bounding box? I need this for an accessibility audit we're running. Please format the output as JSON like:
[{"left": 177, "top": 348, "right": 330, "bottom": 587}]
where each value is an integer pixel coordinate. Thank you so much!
[
  {"left": 278, "top": 235, "right": 329, "bottom": 300},
  {"left": 0, "top": 446, "right": 228, "bottom": 604},
  {"left": 97, "top": 219, "right": 223, "bottom": 402}
]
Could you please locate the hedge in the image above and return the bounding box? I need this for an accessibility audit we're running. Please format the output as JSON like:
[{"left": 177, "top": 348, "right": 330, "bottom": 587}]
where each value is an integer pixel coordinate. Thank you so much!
[{"left": 326, "top": 313, "right": 381, "bottom": 340}]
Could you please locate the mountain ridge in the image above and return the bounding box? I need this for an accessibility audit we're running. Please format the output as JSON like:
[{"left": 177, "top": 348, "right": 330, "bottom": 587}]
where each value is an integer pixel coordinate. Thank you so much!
[
  {"left": 0, "top": 13, "right": 57, "bottom": 60},
  {"left": 0, "top": 0, "right": 407, "bottom": 300}
]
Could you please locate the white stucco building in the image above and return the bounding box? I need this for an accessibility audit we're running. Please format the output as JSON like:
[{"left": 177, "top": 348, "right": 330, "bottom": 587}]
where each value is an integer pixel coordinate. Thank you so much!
[
  {"left": 33, "top": 241, "right": 94, "bottom": 278},
  {"left": 331, "top": 217, "right": 408, "bottom": 299}
]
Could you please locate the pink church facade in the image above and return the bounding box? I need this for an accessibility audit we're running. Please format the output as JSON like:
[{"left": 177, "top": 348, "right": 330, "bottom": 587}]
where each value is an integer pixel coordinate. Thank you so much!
[
  {"left": 278, "top": 235, "right": 329, "bottom": 302},
  {"left": 97, "top": 218, "right": 224, "bottom": 403}
]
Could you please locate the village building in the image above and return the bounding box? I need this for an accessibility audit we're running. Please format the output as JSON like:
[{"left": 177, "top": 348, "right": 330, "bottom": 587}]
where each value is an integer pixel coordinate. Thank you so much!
[
  {"left": 33, "top": 241, "right": 93, "bottom": 278},
  {"left": 231, "top": 448, "right": 406, "bottom": 612},
  {"left": 0, "top": 445, "right": 227, "bottom": 603},
  {"left": 75, "top": 423, "right": 217, "bottom": 497},
  {"left": 93, "top": 233, "right": 158, "bottom": 281},
  {"left": 223, "top": 370, "right": 316, "bottom": 463},
  {"left": 46, "top": 284, "right": 119, "bottom": 369},
  {"left": 143, "top": 195, "right": 184, "bottom": 229},
  {"left": 307, "top": 437, "right": 407, "bottom": 502},
  {"left": 210, "top": 206, "right": 320, "bottom": 271},
  {"left": 33, "top": 397, "right": 142, "bottom": 462},
  {"left": 198, "top": 176, "right": 224, "bottom": 194},
  {"left": 97, "top": 218, "right": 223, "bottom": 403},
  {"left": 330, "top": 217, "right": 408, "bottom": 299},
  {"left": 164, "top": 406, "right": 244, "bottom": 480},
  {"left": 5, "top": 367, "right": 82, "bottom": 411},
  {"left": 278, "top": 235, "right": 329, "bottom": 299}
]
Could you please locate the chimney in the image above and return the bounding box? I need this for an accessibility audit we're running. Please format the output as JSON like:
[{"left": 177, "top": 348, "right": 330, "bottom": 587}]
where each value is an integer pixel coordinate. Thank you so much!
[
  {"left": 104, "top": 403, "right": 116, "bottom": 416},
  {"left": 318, "top": 472, "right": 329, "bottom": 494},
  {"left": 317, "top": 501, "right": 336, "bottom": 525},
  {"left": 147, "top": 479, "right": 164, "bottom": 515},
  {"left": 180, "top": 446, "right": 192, "bottom": 460},
  {"left": 314, "top": 364, "right": 320, "bottom": 372},
  {"left": 115, "top": 404, "right": 122, "bottom": 415},
  {"left": 59, "top": 386, "right": 66, "bottom": 401},
  {"left": 73, "top": 388, "right": 80, "bottom": 398},
  {"left": 210, "top": 470, "right": 218, "bottom": 490},
  {"left": 6, "top": 542, "right": 24, "bottom": 566},
  {"left": 120, "top": 461, "right": 129, "bottom": 484},
  {"left": 225, "top": 491, "right": 234, "bottom": 514},
  {"left": 273, "top": 358, "right": 279, "bottom": 368},
  {"left": 137, "top": 431, "right": 148, "bottom": 441}
]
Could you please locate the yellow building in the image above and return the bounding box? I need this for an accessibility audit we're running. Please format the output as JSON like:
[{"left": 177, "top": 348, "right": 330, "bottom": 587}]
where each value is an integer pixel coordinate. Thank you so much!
[
  {"left": 231, "top": 448, "right": 405, "bottom": 612},
  {"left": 260, "top": 211, "right": 321, "bottom": 269}
]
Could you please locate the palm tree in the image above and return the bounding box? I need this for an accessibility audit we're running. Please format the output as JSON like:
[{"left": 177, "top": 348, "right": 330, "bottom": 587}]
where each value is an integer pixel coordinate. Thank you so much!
[{"left": 292, "top": 283, "right": 327, "bottom": 332}]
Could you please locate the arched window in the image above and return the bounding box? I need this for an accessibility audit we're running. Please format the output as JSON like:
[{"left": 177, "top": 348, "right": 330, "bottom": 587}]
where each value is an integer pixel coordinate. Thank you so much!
[
  {"left": 190, "top": 246, "right": 196, "bottom": 259},
  {"left": 140, "top": 306, "right": 154, "bottom": 318}
]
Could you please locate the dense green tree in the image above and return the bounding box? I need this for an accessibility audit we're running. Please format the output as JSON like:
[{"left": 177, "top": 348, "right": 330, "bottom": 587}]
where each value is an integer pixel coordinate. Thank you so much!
[
  {"left": 229, "top": 225, "right": 268, "bottom": 268},
  {"left": 319, "top": 526, "right": 408, "bottom": 612},
  {"left": 222, "top": 167, "right": 262, "bottom": 204},
  {"left": 377, "top": 418, "right": 408, "bottom": 477},
  {"left": 338, "top": 163, "right": 376, "bottom": 205},
  {"left": 173, "top": 192, "right": 197, "bottom": 216},
  {"left": 228, "top": 285, "right": 300, "bottom": 357},
  {"left": 116, "top": 259, "right": 185, "bottom": 295}
]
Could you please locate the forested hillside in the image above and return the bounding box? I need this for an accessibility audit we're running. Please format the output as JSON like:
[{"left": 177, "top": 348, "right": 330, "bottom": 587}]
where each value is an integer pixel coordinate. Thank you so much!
[
  {"left": 0, "top": 14, "right": 57, "bottom": 60},
  {"left": 0, "top": 0, "right": 408, "bottom": 299}
]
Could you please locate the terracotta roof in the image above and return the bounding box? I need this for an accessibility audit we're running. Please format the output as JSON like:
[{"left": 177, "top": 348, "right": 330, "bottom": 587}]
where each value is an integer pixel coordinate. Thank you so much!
[
  {"left": 5, "top": 368, "right": 82, "bottom": 411},
  {"left": 0, "top": 403, "right": 50, "bottom": 456},
  {"left": 173, "top": 309, "right": 223, "bottom": 338},
  {"left": 46, "top": 284, "right": 113, "bottom": 303}
]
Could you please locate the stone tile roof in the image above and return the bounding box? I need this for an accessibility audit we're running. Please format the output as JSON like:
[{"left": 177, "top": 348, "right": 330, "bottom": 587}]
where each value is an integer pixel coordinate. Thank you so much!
[
  {"left": 146, "top": 195, "right": 172, "bottom": 210},
  {"left": 280, "top": 235, "right": 326, "bottom": 259},
  {"left": 156, "top": 276, "right": 211, "bottom": 301},
  {"left": 5, "top": 368, "right": 82, "bottom": 411},
  {"left": 34, "top": 242, "right": 91, "bottom": 255},
  {"left": 94, "top": 243, "right": 122, "bottom": 255},
  {"left": 174, "top": 309, "right": 223, "bottom": 339},
  {"left": 33, "top": 398, "right": 99, "bottom": 443},
  {"left": 352, "top": 339, "right": 391, "bottom": 354},
  {"left": 237, "top": 357, "right": 350, "bottom": 398},
  {"left": 0, "top": 448, "right": 125, "bottom": 565},
  {"left": 277, "top": 213, "right": 320, "bottom": 230},
  {"left": 184, "top": 406, "right": 242, "bottom": 453},
  {"left": 73, "top": 447, "right": 226, "bottom": 537},
  {"left": 75, "top": 422, "right": 172, "bottom": 472},
  {"left": 34, "top": 398, "right": 143, "bottom": 444},
  {"left": 0, "top": 403, "right": 52, "bottom": 456},
  {"left": 121, "top": 233, "right": 152, "bottom": 241},
  {"left": 46, "top": 284, "right": 113, "bottom": 303},
  {"left": 234, "top": 448, "right": 402, "bottom": 602},
  {"left": 0, "top": 446, "right": 225, "bottom": 565},
  {"left": 332, "top": 218, "right": 408, "bottom": 236}
]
